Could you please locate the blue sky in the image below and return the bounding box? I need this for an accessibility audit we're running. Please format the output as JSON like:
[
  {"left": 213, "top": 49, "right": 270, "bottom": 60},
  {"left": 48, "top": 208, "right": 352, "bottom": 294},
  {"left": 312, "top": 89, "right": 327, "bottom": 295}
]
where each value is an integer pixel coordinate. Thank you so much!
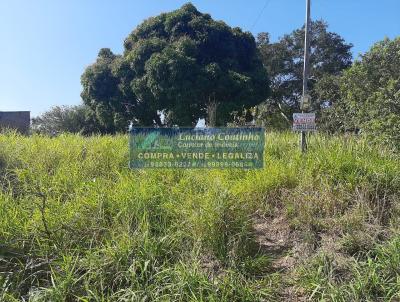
[{"left": 1, "top": 0, "right": 399, "bottom": 117}]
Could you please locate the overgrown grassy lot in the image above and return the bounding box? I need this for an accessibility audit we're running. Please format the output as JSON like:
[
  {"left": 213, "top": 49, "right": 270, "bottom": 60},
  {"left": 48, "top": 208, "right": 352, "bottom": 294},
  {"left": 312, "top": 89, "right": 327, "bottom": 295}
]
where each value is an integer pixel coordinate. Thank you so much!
[{"left": 1, "top": 132, "right": 399, "bottom": 301}]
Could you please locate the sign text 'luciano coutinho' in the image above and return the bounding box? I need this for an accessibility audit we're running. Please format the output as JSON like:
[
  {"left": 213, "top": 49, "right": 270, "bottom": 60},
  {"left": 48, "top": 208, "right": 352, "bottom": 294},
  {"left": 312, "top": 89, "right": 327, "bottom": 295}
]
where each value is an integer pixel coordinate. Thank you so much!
[{"left": 129, "top": 128, "right": 265, "bottom": 169}]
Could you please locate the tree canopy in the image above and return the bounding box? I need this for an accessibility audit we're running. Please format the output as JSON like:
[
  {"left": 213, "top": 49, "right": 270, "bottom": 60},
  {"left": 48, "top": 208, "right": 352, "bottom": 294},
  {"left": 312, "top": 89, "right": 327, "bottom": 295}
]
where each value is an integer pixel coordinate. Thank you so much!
[
  {"left": 256, "top": 21, "right": 353, "bottom": 128},
  {"left": 318, "top": 37, "right": 400, "bottom": 149},
  {"left": 81, "top": 3, "right": 269, "bottom": 129}
]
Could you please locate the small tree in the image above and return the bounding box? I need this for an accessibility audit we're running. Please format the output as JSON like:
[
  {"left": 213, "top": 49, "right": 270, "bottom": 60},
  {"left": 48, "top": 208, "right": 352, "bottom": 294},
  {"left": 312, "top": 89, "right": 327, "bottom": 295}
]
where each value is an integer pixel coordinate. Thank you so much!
[
  {"left": 256, "top": 21, "right": 353, "bottom": 128},
  {"left": 32, "top": 105, "right": 103, "bottom": 135}
]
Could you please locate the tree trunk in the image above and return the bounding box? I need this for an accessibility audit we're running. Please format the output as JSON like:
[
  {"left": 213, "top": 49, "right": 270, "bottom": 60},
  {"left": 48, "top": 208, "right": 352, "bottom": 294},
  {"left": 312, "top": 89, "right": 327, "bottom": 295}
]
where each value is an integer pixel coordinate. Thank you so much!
[{"left": 206, "top": 94, "right": 218, "bottom": 127}]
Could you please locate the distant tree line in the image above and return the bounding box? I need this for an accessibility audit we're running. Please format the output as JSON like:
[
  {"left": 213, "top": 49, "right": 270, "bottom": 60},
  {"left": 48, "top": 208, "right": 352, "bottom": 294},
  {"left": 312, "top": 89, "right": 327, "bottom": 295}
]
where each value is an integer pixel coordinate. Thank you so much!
[{"left": 33, "top": 3, "right": 400, "bottom": 150}]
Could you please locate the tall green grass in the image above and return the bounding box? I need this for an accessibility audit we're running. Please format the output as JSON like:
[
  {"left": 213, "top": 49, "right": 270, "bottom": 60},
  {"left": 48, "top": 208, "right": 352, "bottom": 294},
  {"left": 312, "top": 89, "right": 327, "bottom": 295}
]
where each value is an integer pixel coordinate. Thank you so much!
[{"left": 0, "top": 132, "right": 399, "bottom": 301}]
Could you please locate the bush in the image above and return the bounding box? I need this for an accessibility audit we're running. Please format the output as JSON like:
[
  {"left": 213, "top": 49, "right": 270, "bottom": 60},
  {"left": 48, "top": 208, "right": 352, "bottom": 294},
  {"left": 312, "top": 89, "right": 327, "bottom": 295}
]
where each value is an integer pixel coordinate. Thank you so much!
[
  {"left": 319, "top": 37, "right": 400, "bottom": 150},
  {"left": 31, "top": 105, "right": 106, "bottom": 135}
]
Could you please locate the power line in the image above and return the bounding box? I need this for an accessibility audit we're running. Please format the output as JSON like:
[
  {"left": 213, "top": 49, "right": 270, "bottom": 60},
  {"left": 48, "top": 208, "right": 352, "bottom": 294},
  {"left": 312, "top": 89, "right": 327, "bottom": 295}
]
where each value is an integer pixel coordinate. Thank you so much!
[{"left": 250, "top": 0, "right": 273, "bottom": 31}]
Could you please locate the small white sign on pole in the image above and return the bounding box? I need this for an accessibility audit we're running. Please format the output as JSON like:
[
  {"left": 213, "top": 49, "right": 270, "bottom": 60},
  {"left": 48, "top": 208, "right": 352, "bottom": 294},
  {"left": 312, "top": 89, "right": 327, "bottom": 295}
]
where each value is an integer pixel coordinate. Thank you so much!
[{"left": 293, "top": 113, "right": 316, "bottom": 132}]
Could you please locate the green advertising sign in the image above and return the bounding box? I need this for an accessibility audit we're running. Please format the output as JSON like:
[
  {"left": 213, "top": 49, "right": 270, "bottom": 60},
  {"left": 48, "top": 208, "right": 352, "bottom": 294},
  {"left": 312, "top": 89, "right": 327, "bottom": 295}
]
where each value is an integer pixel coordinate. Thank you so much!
[{"left": 129, "top": 127, "right": 265, "bottom": 169}]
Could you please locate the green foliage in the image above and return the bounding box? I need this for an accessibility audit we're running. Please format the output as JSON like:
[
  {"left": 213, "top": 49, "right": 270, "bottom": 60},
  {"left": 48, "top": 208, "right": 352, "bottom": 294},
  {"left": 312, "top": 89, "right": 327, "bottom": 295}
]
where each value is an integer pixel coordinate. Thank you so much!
[
  {"left": 81, "top": 3, "right": 269, "bottom": 128},
  {"left": 1, "top": 132, "right": 400, "bottom": 300},
  {"left": 256, "top": 21, "right": 353, "bottom": 128},
  {"left": 320, "top": 37, "right": 400, "bottom": 150},
  {"left": 80, "top": 49, "right": 128, "bottom": 133},
  {"left": 313, "top": 73, "right": 344, "bottom": 132},
  {"left": 299, "top": 237, "right": 400, "bottom": 301}
]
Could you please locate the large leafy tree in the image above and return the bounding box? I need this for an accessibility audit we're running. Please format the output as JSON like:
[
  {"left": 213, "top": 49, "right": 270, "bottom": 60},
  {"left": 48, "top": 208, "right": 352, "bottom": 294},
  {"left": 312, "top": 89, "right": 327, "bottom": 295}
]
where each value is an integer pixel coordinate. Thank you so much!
[
  {"left": 81, "top": 3, "right": 269, "bottom": 129},
  {"left": 256, "top": 21, "right": 353, "bottom": 128}
]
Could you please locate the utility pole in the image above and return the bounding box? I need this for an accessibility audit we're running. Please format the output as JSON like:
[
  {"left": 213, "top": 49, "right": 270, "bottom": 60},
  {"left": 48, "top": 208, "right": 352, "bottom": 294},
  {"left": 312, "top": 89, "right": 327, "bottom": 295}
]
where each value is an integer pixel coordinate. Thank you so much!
[{"left": 300, "top": 0, "right": 311, "bottom": 152}]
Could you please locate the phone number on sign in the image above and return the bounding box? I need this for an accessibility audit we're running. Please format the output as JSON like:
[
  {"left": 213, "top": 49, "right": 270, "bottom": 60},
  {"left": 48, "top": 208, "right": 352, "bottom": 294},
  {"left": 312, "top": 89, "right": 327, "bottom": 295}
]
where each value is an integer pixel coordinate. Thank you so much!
[{"left": 141, "top": 161, "right": 256, "bottom": 168}]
